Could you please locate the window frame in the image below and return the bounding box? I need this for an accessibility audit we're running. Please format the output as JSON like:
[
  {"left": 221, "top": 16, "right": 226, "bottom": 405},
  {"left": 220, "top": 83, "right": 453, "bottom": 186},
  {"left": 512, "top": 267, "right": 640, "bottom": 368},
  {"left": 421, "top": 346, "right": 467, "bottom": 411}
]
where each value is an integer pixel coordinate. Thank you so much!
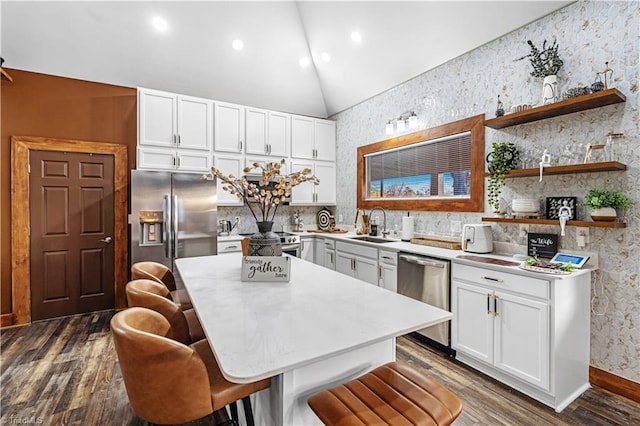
[{"left": 357, "top": 114, "right": 485, "bottom": 212}]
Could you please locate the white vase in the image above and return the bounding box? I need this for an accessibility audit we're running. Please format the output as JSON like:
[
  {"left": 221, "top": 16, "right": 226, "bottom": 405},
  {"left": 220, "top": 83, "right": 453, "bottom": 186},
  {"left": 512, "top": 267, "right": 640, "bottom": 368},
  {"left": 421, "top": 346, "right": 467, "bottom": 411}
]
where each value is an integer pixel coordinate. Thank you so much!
[
  {"left": 542, "top": 75, "right": 559, "bottom": 105},
  {"left": 590, "top": 207, "right": 617, "bottom": 222}
]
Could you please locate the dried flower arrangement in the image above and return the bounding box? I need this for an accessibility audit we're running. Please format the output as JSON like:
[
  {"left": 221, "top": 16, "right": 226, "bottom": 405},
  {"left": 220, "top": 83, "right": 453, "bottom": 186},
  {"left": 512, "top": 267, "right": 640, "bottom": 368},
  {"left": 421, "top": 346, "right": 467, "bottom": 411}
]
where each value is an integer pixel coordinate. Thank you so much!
[
  {"left": 203, "top": 159, "right": 319, "bottom": 222},
  {"left": 515, "top": 39, "right": 563, "bottom": 78}
]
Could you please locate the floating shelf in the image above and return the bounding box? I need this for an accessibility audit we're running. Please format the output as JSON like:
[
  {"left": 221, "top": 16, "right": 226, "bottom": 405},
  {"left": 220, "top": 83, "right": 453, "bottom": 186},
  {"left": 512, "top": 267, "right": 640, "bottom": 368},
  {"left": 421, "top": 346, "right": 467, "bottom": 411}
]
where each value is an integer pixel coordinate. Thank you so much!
[
  {"left": 484, "top": 88, "right": 626, "bottom": 129},
  {"left": 482, "top": 217, "right": 626, "bottom": 228},
  {"left": 1, "top": 68, "right": 13, "bottom": 83},
  {"left": 484, "top": 161, "right": 627, "bottom": 178}
]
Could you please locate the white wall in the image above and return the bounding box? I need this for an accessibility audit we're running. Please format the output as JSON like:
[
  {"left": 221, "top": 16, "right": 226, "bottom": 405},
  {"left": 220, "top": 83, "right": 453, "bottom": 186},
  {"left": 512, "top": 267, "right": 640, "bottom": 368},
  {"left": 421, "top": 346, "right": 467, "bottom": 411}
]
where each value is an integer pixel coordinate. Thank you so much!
[{"left": 333, "top": 0, "right": 639, "bottom": 383}]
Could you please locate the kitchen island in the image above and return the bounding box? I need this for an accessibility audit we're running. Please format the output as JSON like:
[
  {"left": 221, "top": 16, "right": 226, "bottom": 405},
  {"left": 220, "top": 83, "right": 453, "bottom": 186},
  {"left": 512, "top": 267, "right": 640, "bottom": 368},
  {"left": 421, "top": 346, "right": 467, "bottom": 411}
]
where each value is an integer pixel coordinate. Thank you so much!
[{"left": 175, "top": 253, "right": 452, "bottom": 425}]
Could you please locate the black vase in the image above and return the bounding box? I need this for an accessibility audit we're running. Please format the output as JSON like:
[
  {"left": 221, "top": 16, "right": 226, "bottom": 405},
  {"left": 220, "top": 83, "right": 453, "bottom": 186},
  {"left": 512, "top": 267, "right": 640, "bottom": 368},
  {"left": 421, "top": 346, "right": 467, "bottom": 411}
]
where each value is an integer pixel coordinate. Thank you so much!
[{"left": 248, "top": 221, "right": 282, "bottom": 256}]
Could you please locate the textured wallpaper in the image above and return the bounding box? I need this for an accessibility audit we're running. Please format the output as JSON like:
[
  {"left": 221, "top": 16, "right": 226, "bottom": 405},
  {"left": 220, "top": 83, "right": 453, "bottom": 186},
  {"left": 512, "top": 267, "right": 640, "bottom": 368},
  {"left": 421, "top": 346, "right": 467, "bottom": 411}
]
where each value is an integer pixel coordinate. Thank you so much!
[{"left": 333, "top": 0, "right": 639, "bottom": 383}]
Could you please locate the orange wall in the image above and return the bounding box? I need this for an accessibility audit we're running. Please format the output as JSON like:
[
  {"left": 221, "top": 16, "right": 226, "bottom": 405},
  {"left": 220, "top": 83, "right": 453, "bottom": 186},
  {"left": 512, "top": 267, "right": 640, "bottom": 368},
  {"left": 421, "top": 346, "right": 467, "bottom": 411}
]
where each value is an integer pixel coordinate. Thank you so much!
[{"left": 1, "top": 69, "right": 137, "bottom": 314}]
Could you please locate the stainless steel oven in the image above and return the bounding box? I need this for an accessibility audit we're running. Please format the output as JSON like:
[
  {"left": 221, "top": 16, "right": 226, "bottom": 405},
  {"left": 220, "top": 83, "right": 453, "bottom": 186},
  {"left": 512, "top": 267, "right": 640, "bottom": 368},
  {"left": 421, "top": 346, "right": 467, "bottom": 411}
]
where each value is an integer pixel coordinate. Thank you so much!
[{"left": 276, "top": 232, "right": 301, "bottom": 257}]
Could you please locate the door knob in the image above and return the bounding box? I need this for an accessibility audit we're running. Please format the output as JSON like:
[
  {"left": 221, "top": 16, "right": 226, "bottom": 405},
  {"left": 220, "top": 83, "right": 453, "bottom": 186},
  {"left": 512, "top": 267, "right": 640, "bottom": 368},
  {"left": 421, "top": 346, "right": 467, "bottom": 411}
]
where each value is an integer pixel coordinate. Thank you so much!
[{"left": 100, "top": 236, "right": 113, "bottom": 244}]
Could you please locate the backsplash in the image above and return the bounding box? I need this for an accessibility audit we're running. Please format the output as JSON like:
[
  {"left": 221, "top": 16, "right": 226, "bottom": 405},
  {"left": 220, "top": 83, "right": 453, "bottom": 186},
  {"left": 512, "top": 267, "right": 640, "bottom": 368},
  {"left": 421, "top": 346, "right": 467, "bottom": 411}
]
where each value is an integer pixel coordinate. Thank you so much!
[{"left": 333, "top": 1, "right": 639, "bottom": 383}]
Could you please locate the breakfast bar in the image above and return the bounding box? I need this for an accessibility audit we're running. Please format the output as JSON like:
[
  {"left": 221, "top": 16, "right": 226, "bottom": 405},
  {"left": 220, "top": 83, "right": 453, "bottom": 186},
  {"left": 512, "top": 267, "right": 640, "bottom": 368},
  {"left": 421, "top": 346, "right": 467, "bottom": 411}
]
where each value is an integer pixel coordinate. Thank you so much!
[{"left": 175, "top": 253, "right": 452, "bottom": 425}]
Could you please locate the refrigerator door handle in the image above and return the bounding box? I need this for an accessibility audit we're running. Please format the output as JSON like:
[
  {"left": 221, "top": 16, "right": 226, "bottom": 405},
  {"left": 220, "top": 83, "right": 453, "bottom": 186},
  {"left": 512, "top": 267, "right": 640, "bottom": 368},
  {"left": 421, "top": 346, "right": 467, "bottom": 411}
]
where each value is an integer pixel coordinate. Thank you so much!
[
  {"left": 163, "top": 195, "right": 172, "bottom": 259},
  {"left": 172, "top": 194, "right": 179, "bottom": 259}
]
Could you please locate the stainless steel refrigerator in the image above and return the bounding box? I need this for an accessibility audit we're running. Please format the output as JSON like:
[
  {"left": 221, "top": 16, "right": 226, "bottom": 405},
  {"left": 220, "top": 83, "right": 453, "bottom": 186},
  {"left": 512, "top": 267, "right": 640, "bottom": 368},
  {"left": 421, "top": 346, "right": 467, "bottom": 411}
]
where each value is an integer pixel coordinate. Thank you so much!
[{"left": 130, "top": 170, "right": 217, "bottom": 274}]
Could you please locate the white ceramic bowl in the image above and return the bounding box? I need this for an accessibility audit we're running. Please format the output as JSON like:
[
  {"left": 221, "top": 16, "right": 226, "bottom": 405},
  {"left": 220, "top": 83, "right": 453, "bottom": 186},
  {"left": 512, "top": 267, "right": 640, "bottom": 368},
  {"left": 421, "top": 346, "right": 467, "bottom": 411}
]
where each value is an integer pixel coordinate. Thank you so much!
[{"left": 512, "top": 199, "right": 539, "bottom": 213}]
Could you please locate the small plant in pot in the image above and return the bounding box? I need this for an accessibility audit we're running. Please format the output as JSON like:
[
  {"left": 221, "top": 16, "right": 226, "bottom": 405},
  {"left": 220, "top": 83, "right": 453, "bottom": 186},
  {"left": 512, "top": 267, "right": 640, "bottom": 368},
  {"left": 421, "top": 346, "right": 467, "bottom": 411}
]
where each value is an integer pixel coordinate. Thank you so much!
[
  {"left": 515, "top": 39, "right": 564, "bottom": 104},
  {"left": 487, "top": 142, "right": 520, "bottom": 215},
  {"left": 581, "top": 189, "right": 632, "bottom": 222}
]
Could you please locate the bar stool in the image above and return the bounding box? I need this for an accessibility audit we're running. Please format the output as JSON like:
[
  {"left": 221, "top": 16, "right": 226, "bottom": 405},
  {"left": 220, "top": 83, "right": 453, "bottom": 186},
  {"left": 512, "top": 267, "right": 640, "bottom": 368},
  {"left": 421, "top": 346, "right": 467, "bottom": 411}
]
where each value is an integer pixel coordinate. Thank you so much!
[
  {"left": 111, "top": 307, "right": 271, "bottom": 426},
  {"left": 308, "top": 362, "right": 462, "bottom": 425},
  {"left": 131, "top": 261, "right": 193, "bottom": 310},
  {"left": 125, "top": 279, "right": 204, "bottom": 345}
]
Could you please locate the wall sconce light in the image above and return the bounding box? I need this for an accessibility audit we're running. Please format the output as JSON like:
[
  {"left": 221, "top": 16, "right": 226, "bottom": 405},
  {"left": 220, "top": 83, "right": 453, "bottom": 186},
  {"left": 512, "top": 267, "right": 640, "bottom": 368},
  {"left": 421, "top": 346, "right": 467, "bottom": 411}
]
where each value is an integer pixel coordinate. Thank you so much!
[{"left": 385, "top": 111, "right": 418, "bottom": 135}]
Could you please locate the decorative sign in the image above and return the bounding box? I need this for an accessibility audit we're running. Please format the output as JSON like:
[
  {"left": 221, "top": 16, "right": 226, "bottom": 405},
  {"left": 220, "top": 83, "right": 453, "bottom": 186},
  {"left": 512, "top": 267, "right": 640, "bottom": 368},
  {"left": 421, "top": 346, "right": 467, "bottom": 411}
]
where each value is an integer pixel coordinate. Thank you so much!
[
  {"left": 527, "top": 233, "right": 558, "bottom": 259},
  {"left": 241, "top": 256, "right": 291, "bottom": 282},
  {"left": 546, "top": 197, "right": 577, "bottom": 220}
]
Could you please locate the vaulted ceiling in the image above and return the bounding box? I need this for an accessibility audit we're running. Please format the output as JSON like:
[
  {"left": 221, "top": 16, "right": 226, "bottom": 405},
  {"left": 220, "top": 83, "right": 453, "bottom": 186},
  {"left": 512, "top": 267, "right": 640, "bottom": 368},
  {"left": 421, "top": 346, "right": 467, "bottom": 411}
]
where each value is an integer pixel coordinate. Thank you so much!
[{"left": 1, "top": 1, "right": 573, "bottom": 118}]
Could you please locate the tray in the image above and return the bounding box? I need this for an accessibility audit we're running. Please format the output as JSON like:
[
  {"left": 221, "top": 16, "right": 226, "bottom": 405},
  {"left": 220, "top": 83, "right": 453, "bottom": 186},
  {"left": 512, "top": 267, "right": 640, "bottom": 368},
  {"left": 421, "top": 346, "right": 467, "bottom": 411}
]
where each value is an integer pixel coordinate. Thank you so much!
[
  {"left": 410, "top": 236, "right": 462, "bottom": 250},
  {"left": 305, "top": 228, "right": 348, "bottom": 234}
]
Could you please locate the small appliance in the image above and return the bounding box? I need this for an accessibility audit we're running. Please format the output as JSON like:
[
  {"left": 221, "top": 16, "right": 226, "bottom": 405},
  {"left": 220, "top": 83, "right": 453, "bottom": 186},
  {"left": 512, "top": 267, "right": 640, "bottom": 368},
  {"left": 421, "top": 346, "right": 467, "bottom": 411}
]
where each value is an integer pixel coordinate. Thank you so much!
[{"left": 461, "top": 224, "right": 493, "bottom": 253}]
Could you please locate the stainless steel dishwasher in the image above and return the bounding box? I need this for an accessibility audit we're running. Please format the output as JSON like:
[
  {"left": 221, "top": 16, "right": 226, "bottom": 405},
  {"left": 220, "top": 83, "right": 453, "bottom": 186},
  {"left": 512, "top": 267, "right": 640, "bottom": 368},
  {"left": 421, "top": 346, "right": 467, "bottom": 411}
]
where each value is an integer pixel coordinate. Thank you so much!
[{"left": 398, "top": 253, "right": 451, "bottom": 350}]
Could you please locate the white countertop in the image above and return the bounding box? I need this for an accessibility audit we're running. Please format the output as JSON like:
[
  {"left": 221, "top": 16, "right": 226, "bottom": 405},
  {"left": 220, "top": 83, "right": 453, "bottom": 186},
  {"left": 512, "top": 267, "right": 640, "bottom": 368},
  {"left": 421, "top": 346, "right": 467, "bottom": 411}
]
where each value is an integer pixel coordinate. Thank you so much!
[{"left": 175, "top": 253, "right": 452, "bottom": 383}]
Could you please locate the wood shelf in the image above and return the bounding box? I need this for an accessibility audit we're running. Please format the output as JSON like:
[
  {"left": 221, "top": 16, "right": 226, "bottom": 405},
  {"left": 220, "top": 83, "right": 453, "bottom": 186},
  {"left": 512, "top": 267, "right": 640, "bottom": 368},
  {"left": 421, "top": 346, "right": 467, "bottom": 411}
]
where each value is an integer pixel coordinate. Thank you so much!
[
  {"left": 484, "top": 88, "right": 626, "bottom": 129},
  {"left": 482, "top": 217, "right": 626, "bottom": 228},
  {"left": 483, "top": 161, "right": 627, "bottom": 178},
  {"left": 1, "top": 68, "right": 13, "bottom": 83}
]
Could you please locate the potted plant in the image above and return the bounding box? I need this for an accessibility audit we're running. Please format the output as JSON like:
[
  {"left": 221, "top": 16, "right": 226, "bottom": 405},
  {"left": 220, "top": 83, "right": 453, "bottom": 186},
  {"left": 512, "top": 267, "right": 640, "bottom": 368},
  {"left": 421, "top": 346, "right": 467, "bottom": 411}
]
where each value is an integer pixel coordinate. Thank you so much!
[
  {"left": 515, "top": 39, "right": 564, "bottom": 104},
  {"left": 486, "top": 142, "right": 520, "bottom": 215},
  {"left": 581, "top": 189, "right": 632, "bottom": 222}
]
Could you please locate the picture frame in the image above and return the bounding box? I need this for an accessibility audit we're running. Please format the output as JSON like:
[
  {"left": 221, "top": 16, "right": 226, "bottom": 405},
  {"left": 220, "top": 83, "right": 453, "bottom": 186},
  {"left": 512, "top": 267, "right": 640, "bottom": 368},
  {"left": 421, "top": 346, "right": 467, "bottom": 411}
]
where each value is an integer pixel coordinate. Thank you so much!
[{"left": 545, "top": 196, "right": 577, "bottom": 220}]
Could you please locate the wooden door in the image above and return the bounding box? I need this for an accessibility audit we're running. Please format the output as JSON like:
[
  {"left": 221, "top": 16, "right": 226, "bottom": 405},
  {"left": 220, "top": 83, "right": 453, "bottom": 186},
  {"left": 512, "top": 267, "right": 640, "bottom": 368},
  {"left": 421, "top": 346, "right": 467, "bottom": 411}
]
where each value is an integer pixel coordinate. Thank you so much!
[{"left": 29, "top": 150, "right": 115, "bottom": 320}]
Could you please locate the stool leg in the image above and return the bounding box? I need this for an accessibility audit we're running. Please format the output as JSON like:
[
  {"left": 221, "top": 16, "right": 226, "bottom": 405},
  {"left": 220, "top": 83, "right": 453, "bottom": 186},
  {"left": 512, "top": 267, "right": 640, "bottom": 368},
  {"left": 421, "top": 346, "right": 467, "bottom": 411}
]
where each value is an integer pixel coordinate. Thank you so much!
[
  {"left": 242, "top": 396, "right": 255, "bottom": 426},
  {"left": 229, "top": 401, "right": 239, "bottom": 424}
]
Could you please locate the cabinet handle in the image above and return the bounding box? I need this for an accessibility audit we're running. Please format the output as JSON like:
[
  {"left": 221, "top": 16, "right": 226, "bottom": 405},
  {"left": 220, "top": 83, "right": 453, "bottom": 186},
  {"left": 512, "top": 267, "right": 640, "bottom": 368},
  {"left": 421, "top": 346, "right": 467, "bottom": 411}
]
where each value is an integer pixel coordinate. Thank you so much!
[
  {"left": 487, "top": 293, "right": 492, "bottom": 315},
  {"left": 177, "top": 155, "right": 181, "bottom": 168},
  {"left": 494, "top": 294, "right": 499, "bottom": 316},
  {"left": 173, "top": 156, "right": 176, "bottom": 167},
  {"left": 239, "top": 140, "right": 243, "bottom": 151},
  {"left": 177, "top": 135, "right": 181, "bottom": 146},
  {"left": 173, "top": 134, "right": 177, "bottom": 145},
  {"left": 329, "top": 252, "right": 333, "bottom": 263},
  {"left": 226, "top": 245, "right": 238, "bottom": 250},
  {"left": 482, "top": 276, "right": 503, "bottom": 283},
  {"left": 379, "top": 265, "right": 383, "bottom": 279}
]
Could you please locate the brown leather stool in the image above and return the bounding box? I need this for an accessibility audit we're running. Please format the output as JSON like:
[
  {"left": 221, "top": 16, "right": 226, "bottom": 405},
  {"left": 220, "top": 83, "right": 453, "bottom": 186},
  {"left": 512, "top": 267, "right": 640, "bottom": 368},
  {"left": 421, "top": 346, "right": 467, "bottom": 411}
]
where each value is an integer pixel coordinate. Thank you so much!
[
  {"left": 131, "top": 261, "right": 193, "bottom": 310},
  {"left": 308, "top": 362, "right": 462, "bottom": 426}
]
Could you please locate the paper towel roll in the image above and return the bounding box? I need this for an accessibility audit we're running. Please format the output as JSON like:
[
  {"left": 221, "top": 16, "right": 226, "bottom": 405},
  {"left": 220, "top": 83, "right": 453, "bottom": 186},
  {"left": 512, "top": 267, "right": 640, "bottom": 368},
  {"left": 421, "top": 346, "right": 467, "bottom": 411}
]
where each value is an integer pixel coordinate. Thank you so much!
[{"left": 401, "top": 216, "right": 414, "bottom": 241}]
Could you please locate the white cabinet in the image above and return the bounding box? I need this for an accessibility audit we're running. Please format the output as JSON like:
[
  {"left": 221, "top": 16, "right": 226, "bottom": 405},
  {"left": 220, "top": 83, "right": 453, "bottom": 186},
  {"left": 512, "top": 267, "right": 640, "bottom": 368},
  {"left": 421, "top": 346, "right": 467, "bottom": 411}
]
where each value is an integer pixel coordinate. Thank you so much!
[
  {"left": 245, "top": 108, "right": 289, "bottom": 158},
  {"left": 138, "top": 88, "right": 212, "bottom": 171},
  {"left": 291, "top": 116, "right": 336, "bottom": 161},
  {"left": 301, "top": 237, "right": 315, "bottom": 263},
  {"left": 290, "top": 160, "right": 336, "bottom": 205},
  {"left": 378, "top": 250, "right": 397, "bottom": 292},
  {"left": 322, "top": 238, "right": 336, "bottom": 270},
  {"left": 451, "top": 262, "right": 591, "bottom": 412},
  {"left": 335, "top": 241, "right": 378, "bottom": 285},
  {"left": 214, "top": 154, "right": 244, "bottom": 206},
  {"left": 214, "top": 102, "right": 245, "bottom": 153},
  {"left": 218, "top": 238, "right": 243, "bottom": 254}
]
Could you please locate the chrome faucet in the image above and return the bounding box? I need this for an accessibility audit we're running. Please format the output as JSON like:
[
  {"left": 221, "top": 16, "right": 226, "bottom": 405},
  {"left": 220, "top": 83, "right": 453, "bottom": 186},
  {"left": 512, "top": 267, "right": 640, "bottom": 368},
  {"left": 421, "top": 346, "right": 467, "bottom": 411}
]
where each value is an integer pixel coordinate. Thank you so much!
[{"left": 368, "top": 207, "right": 388, "bottom": 237}]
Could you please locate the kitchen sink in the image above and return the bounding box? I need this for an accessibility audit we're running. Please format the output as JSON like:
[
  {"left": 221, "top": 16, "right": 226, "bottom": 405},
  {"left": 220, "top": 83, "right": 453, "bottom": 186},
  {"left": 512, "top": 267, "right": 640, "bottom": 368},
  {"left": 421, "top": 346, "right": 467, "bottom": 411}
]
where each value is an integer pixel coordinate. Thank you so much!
[{"left": 349, "top": 236, "right": 394, "bottom": 244}]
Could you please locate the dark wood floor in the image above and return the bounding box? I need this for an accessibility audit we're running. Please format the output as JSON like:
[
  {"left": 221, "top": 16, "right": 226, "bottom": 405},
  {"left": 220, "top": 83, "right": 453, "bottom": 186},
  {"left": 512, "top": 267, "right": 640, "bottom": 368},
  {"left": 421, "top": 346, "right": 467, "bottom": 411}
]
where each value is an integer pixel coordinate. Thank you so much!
[{"left": 1, "top": 310, "right": 639, "bottom": 425}]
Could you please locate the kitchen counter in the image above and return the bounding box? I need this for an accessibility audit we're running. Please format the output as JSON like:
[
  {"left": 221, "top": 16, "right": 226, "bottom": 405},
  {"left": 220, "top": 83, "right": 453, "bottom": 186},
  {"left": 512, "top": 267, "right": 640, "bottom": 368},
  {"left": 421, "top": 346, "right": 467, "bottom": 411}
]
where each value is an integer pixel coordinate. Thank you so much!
[{"left": 175, "top": 253, "right": 451, "bottom": 425}]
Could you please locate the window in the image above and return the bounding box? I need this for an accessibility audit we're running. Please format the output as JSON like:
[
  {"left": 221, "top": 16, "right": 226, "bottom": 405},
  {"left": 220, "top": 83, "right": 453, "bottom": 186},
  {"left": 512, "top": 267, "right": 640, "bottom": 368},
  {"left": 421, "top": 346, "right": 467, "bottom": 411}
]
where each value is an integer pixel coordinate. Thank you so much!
[{"left": 357, "top": 115, "right": 485, "bottom": 212}]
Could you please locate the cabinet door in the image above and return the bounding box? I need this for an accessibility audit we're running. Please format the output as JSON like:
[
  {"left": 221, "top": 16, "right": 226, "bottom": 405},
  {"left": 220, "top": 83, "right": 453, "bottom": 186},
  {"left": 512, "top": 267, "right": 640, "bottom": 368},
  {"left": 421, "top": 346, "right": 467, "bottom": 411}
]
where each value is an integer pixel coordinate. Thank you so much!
[
  {"left": 324, "top": 248, "right": 336, "bottom": 270},
  {"left": 176, "top": 151, "right": 211, "bottom": 172},
  {"left": 379, "top": 263, "right": 397, "bottom": 292},
  {"left": 314, "top": 119, "right": 336, "bottom": 161},
  {"left": 291, "top": 115, "right": 314, "bottom": 159},
  {"left": 335, "top": 251, "right": 355, "bottom": 278},
  {"left": 314, "top": 162, "right": 336, "bottom": 205},
  {"left": 245, "top": 107, "right": 268, "bottom": 155},
  {"left": 214, "top": 102, "right": 244, "bottom": 153},
  {"left": 494, "top": 291, "right": 550, "bottom": 390},
  {"left": 267, "top": 111, "right": 290, "bottom": 157},
  {"left": 214, "top": 155, "right": 243, "bottom": 206},
  {"left": 313, "top": 238, "right": 325, "bottom": 266},
  {"left": 139, "top": 89, "right": 177, "bottom": 148},
  {"left": 177, "top": 96, "right": 212, "bottom": 151},
  {"left": 301, "top": 237, "right": 315, "bottom": 263},
  {"left": 290, "top": 160, "right": 315, "bottom": 205},
  {"left": 354, "top": 256, "right": 379, "bottom": 285},
  {"left": 245, "top": 156, "right": 289, "bottom": 176},
  {"left": 451, "top": 280, "right": 494, "bottom": 364},
  {"left": 137, "top": 147, "right": 176, "bottom": 170}
]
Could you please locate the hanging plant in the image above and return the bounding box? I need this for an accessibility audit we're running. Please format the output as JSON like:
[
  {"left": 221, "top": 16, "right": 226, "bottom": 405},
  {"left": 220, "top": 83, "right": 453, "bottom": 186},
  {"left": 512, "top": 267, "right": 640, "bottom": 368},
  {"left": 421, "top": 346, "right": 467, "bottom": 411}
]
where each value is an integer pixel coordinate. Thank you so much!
[{"left": 487, "top": 142, "right": 520, "bottom": 213}]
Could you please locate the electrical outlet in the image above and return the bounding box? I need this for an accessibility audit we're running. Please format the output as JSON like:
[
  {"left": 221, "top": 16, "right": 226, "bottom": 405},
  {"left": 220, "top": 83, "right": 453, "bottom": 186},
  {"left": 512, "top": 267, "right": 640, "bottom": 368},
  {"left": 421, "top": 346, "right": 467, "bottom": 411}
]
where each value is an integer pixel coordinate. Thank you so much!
[
  {"left": 519, "top": 224, "right": 529, "bottom": 237},
  {"left": 339, "top": 214, "right": 344, "bottom": 223},
  {"left": 576, "top": 227, "right": 589, "bottom": 246}
]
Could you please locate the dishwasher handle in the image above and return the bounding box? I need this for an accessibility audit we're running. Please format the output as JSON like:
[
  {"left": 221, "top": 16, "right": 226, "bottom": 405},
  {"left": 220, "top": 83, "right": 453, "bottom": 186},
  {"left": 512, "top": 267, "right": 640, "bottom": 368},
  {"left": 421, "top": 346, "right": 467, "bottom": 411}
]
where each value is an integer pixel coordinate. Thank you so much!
[{"left": 399, "top": 254, "right": 446, "bottom": 268}]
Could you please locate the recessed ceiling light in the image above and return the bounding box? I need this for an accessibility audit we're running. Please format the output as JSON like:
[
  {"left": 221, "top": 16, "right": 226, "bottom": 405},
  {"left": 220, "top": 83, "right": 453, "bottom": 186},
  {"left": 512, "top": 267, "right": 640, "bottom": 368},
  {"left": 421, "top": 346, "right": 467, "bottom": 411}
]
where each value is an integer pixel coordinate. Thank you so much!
[
  {"left": 321, "top": 52, "right": 332, "bottom": 63},
  {"left": 152, "top": 16, "right": 168, "bottom": 32},
  {"left": 299, "top": 57, "right": 311, "bottom": 68},
  {"left": 351, "top": 31, "right": 362, "bottom": 44},
  {"left": 232, "top": 39, "right": 244, "bottom": 51}
]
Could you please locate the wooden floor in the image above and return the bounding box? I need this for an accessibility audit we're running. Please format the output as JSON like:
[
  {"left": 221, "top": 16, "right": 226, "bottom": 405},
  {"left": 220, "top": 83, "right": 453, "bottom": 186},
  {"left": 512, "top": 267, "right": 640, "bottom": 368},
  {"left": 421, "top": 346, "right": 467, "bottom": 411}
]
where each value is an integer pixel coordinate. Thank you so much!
[{"left": 1, "top": 310, "right": 639, "bottom": 425}]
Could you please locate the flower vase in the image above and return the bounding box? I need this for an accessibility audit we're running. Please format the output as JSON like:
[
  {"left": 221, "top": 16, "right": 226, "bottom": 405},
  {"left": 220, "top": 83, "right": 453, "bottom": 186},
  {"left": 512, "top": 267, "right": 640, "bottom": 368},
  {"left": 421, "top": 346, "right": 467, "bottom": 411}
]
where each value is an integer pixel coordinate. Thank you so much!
[
  {"left": 590, "top": 207, "right": 617, "bottom": 222},
  {"left": 542, "top": 75, "right": 559, "bottom": 105},
  {"left": 248, "top": 221, "right": 282, "bottom": 256}
]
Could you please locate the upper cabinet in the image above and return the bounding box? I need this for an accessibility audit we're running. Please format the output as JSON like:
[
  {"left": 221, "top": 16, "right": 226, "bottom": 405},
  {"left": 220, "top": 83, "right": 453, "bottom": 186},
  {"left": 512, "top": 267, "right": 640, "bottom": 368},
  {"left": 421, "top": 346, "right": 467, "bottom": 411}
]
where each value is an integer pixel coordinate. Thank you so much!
[
  {"left": 139, "top": 88, "right": 212, "bottom": 151},
  {"left": 214, "top": 102, "right": 245, "bottom": 153},
  {"left": 138, "top": 88, "right": 212, "bottom": 172},
  {"left": 245, "top": 108, "right": 290, "bottom": 158},
  {"left": 291, "top": 116, "right": 336, "bottom": 161}
]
